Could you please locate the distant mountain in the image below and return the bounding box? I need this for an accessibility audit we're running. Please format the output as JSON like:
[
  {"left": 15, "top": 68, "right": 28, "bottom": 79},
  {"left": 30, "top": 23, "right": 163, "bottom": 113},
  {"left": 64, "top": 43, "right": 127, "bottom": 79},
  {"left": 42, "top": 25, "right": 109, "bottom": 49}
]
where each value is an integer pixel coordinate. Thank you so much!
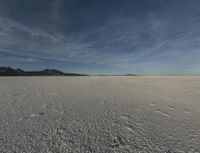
[
  {"left": 125, "top": 74, "right": 141, "bottom": 76},
  {"left": 0, "top": 67, "right": 17, "bottom": 76},
  {"left": 0, "top": 67, "right": 88, "bottom": 76}
]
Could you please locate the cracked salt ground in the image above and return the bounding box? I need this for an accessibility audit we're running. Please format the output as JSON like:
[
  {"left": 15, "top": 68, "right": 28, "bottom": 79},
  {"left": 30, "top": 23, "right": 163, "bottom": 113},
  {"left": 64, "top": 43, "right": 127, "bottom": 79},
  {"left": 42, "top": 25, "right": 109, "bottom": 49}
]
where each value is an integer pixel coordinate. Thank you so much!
[{"left": 0, "top": 76, "right": 200, "bottom": 152}]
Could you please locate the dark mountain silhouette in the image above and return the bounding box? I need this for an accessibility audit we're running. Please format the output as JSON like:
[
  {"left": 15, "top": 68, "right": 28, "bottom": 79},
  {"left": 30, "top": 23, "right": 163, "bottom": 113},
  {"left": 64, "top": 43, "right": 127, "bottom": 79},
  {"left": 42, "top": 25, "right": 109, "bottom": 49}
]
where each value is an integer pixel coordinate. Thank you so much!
[
  {"left": 0, "top": 67, "right": 88, "bottom": 76},
  {"left": 0, "top": 67, "right": 17, "bottom": 76}
]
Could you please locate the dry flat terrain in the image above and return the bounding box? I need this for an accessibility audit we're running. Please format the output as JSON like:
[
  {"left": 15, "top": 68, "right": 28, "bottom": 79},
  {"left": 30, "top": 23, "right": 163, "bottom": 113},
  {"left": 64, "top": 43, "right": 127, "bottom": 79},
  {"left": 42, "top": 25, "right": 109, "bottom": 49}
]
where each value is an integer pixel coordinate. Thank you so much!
[{"left": 0, "top": 77, "right": 200, "bottom": 153}]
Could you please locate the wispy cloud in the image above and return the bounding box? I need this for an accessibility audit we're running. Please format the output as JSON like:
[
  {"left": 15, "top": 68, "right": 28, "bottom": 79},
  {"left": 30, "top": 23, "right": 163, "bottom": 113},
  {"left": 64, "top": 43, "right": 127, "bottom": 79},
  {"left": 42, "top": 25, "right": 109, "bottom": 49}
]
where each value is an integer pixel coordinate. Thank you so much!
[{"left": 0, "top": 0, "right": 200, "bottom": 74}]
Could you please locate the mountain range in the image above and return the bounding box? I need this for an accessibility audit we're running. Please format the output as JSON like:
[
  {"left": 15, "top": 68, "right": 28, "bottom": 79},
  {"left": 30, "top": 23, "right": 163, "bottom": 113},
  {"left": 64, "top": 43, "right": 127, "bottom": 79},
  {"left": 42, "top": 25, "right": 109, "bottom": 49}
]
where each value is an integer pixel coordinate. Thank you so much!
[{"left": 0, "top": 67, "right": 88, "bottom": 76}]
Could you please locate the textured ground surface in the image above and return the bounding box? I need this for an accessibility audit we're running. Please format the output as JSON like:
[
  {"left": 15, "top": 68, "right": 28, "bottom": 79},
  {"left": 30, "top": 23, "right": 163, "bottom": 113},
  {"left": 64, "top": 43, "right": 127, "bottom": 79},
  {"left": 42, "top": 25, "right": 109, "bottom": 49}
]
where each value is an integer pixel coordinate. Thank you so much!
[{"left": 0, "top": 76, "right": 200, "bottom": 153}]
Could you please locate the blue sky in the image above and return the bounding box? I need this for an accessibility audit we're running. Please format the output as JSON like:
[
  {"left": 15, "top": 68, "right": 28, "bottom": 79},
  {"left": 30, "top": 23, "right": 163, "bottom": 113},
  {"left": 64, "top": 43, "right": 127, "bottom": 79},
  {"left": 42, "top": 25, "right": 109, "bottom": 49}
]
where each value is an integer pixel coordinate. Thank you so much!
[{"left": 0, "top": 0, "right": 200, "bottom": 75}]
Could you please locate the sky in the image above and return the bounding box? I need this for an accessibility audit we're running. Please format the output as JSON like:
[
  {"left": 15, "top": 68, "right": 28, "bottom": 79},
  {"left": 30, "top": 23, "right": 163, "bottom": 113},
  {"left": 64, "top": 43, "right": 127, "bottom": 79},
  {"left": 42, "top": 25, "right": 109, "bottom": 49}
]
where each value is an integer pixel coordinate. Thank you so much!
[{"left": 0, "top": 0, "right": 200, "bottom": 75}]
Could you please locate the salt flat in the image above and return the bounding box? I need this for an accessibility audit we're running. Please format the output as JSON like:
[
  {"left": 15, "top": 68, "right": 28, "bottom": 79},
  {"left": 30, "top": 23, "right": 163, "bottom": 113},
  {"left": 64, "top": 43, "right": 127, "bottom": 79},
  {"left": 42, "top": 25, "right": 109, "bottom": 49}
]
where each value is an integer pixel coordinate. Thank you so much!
[{"left": 0, "top": 76, "right": 200, "bottom": 153}]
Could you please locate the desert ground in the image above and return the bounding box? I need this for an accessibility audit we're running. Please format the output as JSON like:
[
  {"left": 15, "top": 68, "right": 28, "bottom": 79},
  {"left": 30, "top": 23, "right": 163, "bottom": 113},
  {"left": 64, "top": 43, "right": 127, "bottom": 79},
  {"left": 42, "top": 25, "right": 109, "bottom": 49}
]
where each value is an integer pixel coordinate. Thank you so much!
[{"left": 0, "top": 76, "right": 200, "bottom": 153}]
